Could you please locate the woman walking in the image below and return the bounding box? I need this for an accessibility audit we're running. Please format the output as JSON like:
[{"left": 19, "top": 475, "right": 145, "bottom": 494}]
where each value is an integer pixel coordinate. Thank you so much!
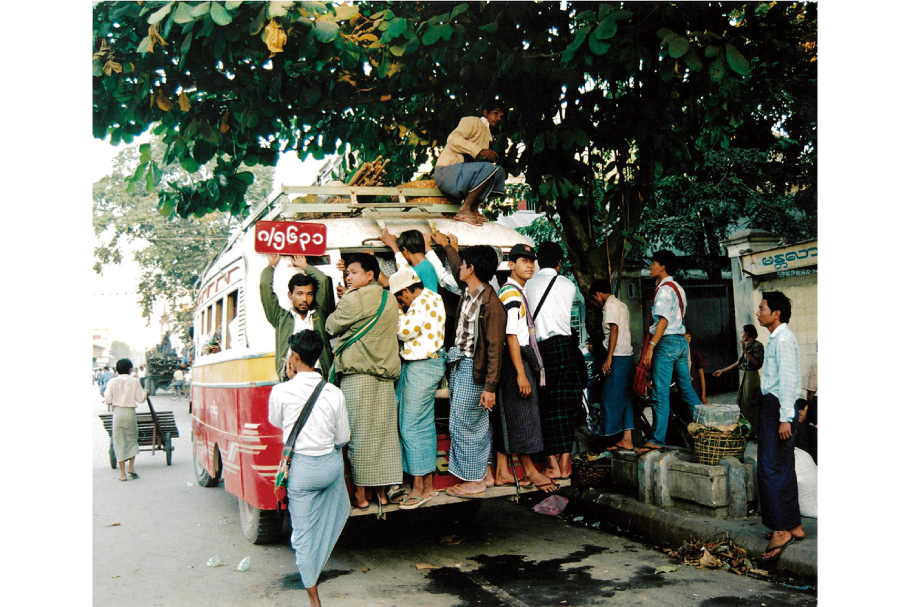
[
  {"left": 712, "top": 324, "right": 764, "bottom": 429},
  {"left": 104, "top": 359, "right": 147, "bottom": 481}
]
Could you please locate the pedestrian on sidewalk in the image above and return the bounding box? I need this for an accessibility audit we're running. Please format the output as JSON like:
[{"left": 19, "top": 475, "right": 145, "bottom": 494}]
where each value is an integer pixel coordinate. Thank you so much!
[
  {"left": 755, "top": 291, "right": 805, "bottom": 563},
  {"left": 712, "top": 324, "right": 764, "bottom": 429},
  {"left": 104, "top": 359, "right": 147, "bottom": 481}
]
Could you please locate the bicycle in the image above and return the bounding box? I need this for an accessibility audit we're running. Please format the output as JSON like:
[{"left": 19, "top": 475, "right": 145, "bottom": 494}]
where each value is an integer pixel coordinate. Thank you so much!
[
  {"left": 164, "top": 380, "right": 184, "bottom": 401},
  {"left": 632, "top": 381, "right": 693, "bottom": 450}
]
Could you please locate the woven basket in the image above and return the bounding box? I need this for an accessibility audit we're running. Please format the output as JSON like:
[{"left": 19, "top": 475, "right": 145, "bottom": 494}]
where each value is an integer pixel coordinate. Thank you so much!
[
  {"left": 693, "top": 431, "right": 748, "bottom": 466},
  {"left": 572, "top": 454, "right": 611, "bottom": 488},
  {"left": 398, "top": 179, "right": 450, "bottom": 205}
]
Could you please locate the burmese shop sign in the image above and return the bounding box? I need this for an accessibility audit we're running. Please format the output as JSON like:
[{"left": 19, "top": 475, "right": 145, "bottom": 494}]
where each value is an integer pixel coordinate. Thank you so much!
[{"left": 741, "top": 241, "right": 818, "bottom": 276}]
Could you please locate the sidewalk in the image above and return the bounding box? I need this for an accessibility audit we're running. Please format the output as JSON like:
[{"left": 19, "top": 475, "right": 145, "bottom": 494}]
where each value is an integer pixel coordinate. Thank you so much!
[
  {"left": 568, "top": 390, "right": 817, "bottom": 579},
  {"left": 563, "top": 485, "right": 817, "bottom": 579}
]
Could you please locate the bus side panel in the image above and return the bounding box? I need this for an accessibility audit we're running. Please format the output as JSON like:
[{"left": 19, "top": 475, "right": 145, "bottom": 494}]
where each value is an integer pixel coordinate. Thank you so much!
[
  {"left": 238, "top": 384, "right": 284, "bottom": 510},
  {"left": 203, "top": 385, "right": 242, "bottom": 497}
]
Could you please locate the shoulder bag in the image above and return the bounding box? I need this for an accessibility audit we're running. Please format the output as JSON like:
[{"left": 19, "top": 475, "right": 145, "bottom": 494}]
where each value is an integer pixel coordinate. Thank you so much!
[
  {"left": 274, "top": 379, "right": 328, "bottom": 510},
  {"left": 631, "top": 281, "right": 685, "bottom": 398},
  {"left": 327, "top": 289, "right": 389, "bottom": 385}
]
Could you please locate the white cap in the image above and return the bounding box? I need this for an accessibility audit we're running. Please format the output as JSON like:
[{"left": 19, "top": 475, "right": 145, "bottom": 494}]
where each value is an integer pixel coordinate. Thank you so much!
[{"left": 388, "top": 268, "right": 420, "bottom": 295}]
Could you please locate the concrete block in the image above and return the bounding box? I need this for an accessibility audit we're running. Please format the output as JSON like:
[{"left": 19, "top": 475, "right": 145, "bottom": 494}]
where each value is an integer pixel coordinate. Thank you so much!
[
  {"left": 721, "top": 457, "right": 748, "bottom": 519},
  {"left": 653, "top": 452, "right": 677, "bottom": 508},
  {"left": 637, "top": 450, "right": 661, "bottom": 504},
  {"left": 610, "top": 450, "right": 639, "bottom": 489},
  {"left": 744, "top": 442, "right": 759, "bottom": 508},
  {"left": 667, "top": 460, "right": 730, "bottom": 508}
]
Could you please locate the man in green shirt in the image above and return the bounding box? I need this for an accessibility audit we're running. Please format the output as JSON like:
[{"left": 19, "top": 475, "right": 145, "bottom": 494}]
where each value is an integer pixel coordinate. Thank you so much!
[{"left": 259, "top": 254, "right": 335, "bottom": 380}]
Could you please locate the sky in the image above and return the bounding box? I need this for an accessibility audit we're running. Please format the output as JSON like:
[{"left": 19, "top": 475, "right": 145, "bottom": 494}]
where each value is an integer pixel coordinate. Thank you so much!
[{"left": 90, "top": 138, "right": 326, "bottom": 355}]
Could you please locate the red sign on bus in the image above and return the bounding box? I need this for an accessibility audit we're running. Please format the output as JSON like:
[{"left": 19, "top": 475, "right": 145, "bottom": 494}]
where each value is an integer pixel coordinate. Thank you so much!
[{"left": 253, "top": 221, "right": 327, "bottom": 256}]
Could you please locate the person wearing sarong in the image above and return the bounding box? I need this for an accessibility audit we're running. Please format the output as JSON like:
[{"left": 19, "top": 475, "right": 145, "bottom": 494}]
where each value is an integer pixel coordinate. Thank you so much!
[
  {"left": 268, "top": 330, "right": 350, "bottom": 607},
  {"left": 755, "top": 291, "right": 805, "bottom": 563},
  {"left": 381, "top": 228, "right": 439, "bottom": 294},
  {"left": 434, "top": 101, "right": 507, "bottom": 226},
  {"left": 389, "top": 268, "right": 447, "bottom": 509},
  {"left": 589, "top": 279, "right": 635, "bottom": 451},
  {"left": 104, "top": 358, "right": 147, "bottom": 481},
  {"left": 326, "top": 253, "right": 401, "bottom": 509},
  {"left": 441, "top": 245, "right": 507, "bottom": 499},
  {"left": 492, "top": 244, "right": 559, "bottom": 493},
  {"left": 712, "top": 324, "right": 764, "bottom": 429},
  {"left": 525, "top": 242, "right": 585, "bottom": 480}
]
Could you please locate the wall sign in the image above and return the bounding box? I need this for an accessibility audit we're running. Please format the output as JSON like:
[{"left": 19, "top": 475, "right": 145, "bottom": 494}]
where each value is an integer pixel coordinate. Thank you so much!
[{"left": 742, "top": 241, "right": 817, "bottom": 275}]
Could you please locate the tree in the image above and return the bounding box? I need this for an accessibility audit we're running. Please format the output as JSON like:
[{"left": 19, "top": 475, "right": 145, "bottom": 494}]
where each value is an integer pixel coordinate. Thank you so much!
[
  {"left": 93, "top": 136, "right": 275, "bottom": 336},
  {"left": 92, "top": 1, "right": 816, "bottom": 300},
  {"left": 108, "top": 340, "right": 137, "bottom": 364}
]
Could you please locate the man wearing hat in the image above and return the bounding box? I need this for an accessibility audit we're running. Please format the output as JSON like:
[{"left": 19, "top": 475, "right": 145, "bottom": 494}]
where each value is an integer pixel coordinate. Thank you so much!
[
  {"left": 490, "top": 244, "right": 558, "bottom": 492},
  {"left": 389, "top": 268, "right": 447, "bottom": 509},
  {"left": 638, "top": 250, "right": 702, "bottom": 452}
]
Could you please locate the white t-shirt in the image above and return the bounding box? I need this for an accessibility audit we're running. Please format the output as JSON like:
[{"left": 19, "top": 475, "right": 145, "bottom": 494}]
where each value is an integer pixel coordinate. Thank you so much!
[
  {"left": 602, "top": 295, "right": 633, "bottom": 357},
  {"left": 268, "top": 372, "right": 350, "bottom": 456},
  {"left": 524, "top": 268, "right": 577, "bottom": 340}
]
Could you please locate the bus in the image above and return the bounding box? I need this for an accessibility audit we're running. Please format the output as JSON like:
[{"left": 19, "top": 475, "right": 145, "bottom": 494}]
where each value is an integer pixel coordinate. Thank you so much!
[{"left": 190, "top": 190, "right": 560, "bottom": 543}]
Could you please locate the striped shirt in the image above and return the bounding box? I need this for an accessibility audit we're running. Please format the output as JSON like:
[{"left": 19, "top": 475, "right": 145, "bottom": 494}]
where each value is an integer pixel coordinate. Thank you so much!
[
  {"left": 760, "top": 323, "right": 802, "bottom": 423},
  {"left": 499, "top": 278, "right": 530, "bottom": 346},
  {"left": 454, "top": 284, "right": 485, "bottom": 357}
]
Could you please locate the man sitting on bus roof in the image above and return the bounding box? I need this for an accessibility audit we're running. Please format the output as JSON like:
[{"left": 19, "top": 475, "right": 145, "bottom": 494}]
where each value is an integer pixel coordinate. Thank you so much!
[{"left": 260, "top": 254, "right": 335, "bottom": 381}]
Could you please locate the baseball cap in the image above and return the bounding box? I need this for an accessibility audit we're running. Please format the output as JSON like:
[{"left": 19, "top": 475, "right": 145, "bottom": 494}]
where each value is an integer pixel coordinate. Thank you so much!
[
  {"left": 388, "top": 268, "right": 420, "bottom": 295},
  {"left": 508, "top": 243, "right": 537, "bottom": 262}
]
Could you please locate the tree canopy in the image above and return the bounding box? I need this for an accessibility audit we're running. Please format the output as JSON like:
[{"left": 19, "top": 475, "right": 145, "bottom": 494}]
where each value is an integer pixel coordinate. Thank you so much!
[
  {"left": 93, "top": 136, "right": 274, "bottom": 334},
  {"left": 93, "top": 1, "right": 817, "bottom": 297}
]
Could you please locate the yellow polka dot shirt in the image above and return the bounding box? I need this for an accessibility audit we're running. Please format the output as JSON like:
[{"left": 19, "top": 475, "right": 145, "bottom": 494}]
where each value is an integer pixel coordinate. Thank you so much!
[{"left": 398, "top": 288, "right": 446, "bottom": 360}]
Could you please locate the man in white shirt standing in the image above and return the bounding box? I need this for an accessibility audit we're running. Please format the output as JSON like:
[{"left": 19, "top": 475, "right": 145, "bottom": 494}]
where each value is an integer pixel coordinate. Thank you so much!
[
  {"left": 268, "top": 329, "right": 350, "bottom": 607},
  {"left": 638, "top": 250, "right": 702, "bottom": 453},
  {"left": 755, "top": 291, "right": 805, "bottom": 563},
  {"left": 589, "top": 279, "right": 635, "bottom": 451},
  {"left": 525, "top": 242, "right": 585, "bottom": 481}
]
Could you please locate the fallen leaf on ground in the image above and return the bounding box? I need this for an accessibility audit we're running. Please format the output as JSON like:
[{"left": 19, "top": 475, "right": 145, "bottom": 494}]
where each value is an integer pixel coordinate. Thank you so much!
[
  {"left": 415, "top": 563, "right": 440, "bottom": 570},
  {"left": 362, "top": 567, "right": 370, "bottom": 573},
  {"left": 699, "top": 550, "right": 721, "bottom": 568},
  {"left": 107, "top": 523, "right": 120, "bottom": 527},
  {"left": 654, "top": 566, "right": 677, "bottom": 574}
]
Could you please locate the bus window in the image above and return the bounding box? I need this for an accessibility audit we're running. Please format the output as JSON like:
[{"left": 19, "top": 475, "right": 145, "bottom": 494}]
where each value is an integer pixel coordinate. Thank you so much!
[
  {"left": 225, "top": 290, "right": 238, "bottom": 350},
  {"left": 214, "top": 299, "right": 223, "bottom": 335},
  {"left": 205, "top": 304, "right": 213, "bottom": 336}
]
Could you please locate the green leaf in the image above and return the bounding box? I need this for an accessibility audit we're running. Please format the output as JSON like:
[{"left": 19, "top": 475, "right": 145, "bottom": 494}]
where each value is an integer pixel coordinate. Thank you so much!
[
  {"left": 704, "top": 44, "right": 721, "bottom": 58},
  {"left": 668, "top": 36, "right": 689, "bottom": 58},
  {"left": 313, "top": 19, "right": 340, "bottom": 43},
  {"left": 612, "top": 9, "right": 633, "bottom": 21},
  {"left": 92, "top": 58, "right": 103, "bottom": 77},
  {"left": 404, "top": 37, "right": 420, "bottom": 54},
  {"left": 598, "top": 4, "right": 614, "bottom": 19},
  {"left": 304, "top": 86, "right": 321, "bottom": 106},
  {"left": 684, "top": 49, "right": 703, "bottom": 72},
  {"left": 588, "top": 34, "right": 610, "bottom": 56},
  {"left": 439, "top": 23, "right": 455, "bottom": 41},
  {"left": 225, "top": 0, "right": 242, "bottom": 9},
  {"left": 390, "top": 44, "right": 406, "bottom": 57},
  {"left": 533, "top": 133, "right": 545, "bottom": 154},
  {"left": 479, "top": 21, "right": 498, "bottom": 33},
  {"left": 334, "top": 4, "right": 360, "bottom": 21},
  {"left": 387, "top": 17, "right": 407, "bottom": 37},
  {"left": 708, "top": 57, "right": 726, "bottom": 82},
  {"left": 421, "top": 25, "right": 442, "bottom": 45},
  {"left": 451, "top": 3, "right": 469, "bottom": 19},
  {"left": 210, "top": 2, "right": 233, "bottom": 25},
  {"left": 136, "top": 36, "right": 151, "bottom": 55},
  {"left": 235, "top": 171, "right": 255, "bottom": 185},
  {"left": 190, "top": 2, "right": 211, "bottom": 18},
  {"left": 593, "top": 18, "right": 618, "bottom": 40},
  {"left": 268, "top": 1, "right": 294, "bottom": 18},
  {"left": 725, "top": 43, "right": 750, "bottom": 75},
  {"left": 146, "top": 161, "right": 163, "bottom": 190},
  {"left": 139, "top": 143, "right": 152, "bottom": 163},
  {"left": 179, "top": 156, "right": 201, "bottom": 173},
  {"left": 171, "top": 2, "right": 196, "bottom": 24},
  {"left": 148, "top": 2, "right": 174, "bottom": 24},
  {"left": 566, "top": 26, "right": 589, "bottom": 53}
]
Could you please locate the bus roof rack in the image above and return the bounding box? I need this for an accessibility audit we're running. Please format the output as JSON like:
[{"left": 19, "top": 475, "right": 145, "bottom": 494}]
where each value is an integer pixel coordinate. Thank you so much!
[{"left": 278, "top": 184, "right": 461, "bottom": 219}]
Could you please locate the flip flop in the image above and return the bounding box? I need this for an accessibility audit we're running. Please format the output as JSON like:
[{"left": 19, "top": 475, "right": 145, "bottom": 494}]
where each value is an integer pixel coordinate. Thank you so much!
[
  {"left": 765, "top": 532, "right": 805, "bottom": 541},
  {"left": 119, "top": 478, "right": 128, "bottom": 482},
  {"left": 399, "top": 495, "right": 434, "bottom": 510},
  {"left": 635, "top": 444, "right": 666, "bottom": 454},
  {"left": 352, "top": 501, "right": 371, "bottom": 511},
  {"left": 494, "top": 478, "right": 533, "bottom": 488},
  {"left": 387, "top": 484, "right": 409, "bottom": 502},
  {"left": 533, "top": 480, "right": 560, "bottom": 493},
  {"left": 445, "top": 484, "right": 486, "bottom": 499},
  {"left": 128, "top": 472, "right": 139, "bottom": 479},
  {"left": 761, "top": 535, "right": 795, "bottom": 563},
  {"left": 453, "top": 214, "right": 483, "bottom": 227}
]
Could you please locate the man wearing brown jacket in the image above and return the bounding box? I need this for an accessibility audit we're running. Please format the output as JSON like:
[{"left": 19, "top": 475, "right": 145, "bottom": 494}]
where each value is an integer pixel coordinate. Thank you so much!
[{"left": 441, "top": 244, "right": 507, "bottom": 499}]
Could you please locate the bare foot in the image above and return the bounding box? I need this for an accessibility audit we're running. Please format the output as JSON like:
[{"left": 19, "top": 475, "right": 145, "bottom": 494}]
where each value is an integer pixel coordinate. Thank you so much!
[{"left": 544, "top": 466, "right": 564, "bottom": 480}]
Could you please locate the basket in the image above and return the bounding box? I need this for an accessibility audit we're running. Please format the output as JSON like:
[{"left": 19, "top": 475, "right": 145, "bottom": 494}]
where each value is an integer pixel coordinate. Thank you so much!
[
  {"left": 398, "top": 179, "right": 451, "bottom": 205},
  {"left": 572, "top": 453, "right": 611, "bottom": 488},
  {"left": 693, "top": 431, "right": 747, "bottom": 466}
]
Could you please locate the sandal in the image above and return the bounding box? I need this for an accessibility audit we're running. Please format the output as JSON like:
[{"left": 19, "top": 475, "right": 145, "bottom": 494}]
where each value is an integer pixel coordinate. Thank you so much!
[
  {"left": 761, "top": 535, "right": 795, "bottom": 563},
  {"left": 399, "top": 495, "right": 434, "bottom": 510},
  {"left": 445, "top": 483, "right": 486, "bottom": 499},
  {"left": 453, "top": 214, "right": 483, "bottom": 227},
  {"left": 128, "top": 472, "right": 139, "bottom": 479}
]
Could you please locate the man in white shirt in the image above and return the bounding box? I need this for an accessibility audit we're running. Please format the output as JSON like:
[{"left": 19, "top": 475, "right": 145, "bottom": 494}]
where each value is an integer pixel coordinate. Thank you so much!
[
  {"left": 267, "top": 329, "right": 350, "bottom": 607},
  {"left": 589, "top": 279, "right": 635, "bottom": 451},
  {"left": 638, "top": 251, "right": 701, "bottom": 453},
  {"left": 524, "top": 242, "right": 585, "bottom": 481}
]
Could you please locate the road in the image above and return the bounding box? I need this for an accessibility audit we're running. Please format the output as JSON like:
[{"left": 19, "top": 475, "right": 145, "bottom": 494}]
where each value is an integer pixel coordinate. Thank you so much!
[{"left": 92, "top": 383, "right": 816, "bottom": 607}]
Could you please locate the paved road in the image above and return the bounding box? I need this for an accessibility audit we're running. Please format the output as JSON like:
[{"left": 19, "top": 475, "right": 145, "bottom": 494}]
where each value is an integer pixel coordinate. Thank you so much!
[{"left": 92, "top": 383, "right": 816, "bottom": 607}]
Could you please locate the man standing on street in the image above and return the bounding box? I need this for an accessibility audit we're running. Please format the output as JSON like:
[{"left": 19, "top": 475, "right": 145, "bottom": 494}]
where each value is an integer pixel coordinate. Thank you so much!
[
  {"left": 638, "top": 251, "right": 702, "bottom": 453},
  {"left": 260, "top": 254, "right": 335, "bottom": 380},
  {"left": 755, "top": 291, "right": 805, "bottom": 563},
  {"left": 434, "top": 101, "right": 508, "bottom": 226},
  {"left": 525, "top": 242, "right": 585, "bottom": 480},
  {"left": 326, "top": 253, "right": 402, "bottom": 509}
]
